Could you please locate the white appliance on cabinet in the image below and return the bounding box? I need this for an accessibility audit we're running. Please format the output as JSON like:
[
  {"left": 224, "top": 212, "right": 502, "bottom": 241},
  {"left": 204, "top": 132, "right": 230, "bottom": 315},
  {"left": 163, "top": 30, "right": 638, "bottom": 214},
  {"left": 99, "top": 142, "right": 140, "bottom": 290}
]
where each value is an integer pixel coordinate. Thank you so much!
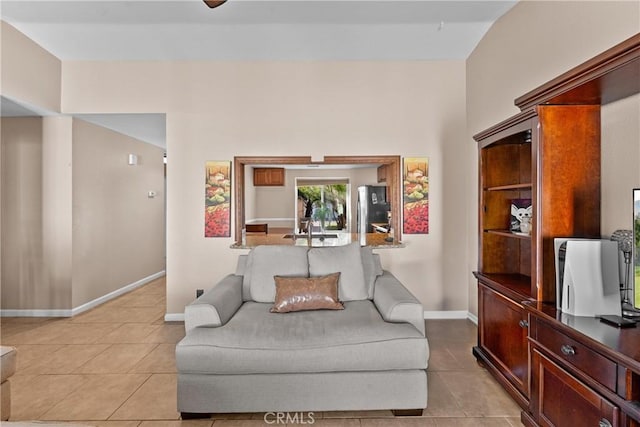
[{"left": 554, "top": 238, "right": 621, "bottom": 317}]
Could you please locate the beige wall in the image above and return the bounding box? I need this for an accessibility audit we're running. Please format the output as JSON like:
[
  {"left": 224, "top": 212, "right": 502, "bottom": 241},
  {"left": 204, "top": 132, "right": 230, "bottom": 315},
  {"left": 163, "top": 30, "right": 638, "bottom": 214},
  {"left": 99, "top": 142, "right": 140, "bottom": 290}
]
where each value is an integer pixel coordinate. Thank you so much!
[
  {"left": 0, "top": 22, "right": 65, "bottom": 312},
  {"left": 1, "top": 118, "right": 60, "bottom": 309},
  {"left": 0, "top": 21, "right": 61, "bottom": 112},
  {"left": 61, "top": 60, "right": 468, "bottom": 314},
  {"left": 601, "top": 94, "right": 640, "bottom": 236},
  {"left": 41, "top": 116, "right": 74, "bottom": 310},
  {"left": 1, "top": 117, "right": 74, "bottom": 310},
  {"left": 71, "top": 119, "right": 166, "bottom": 307},
  {"left": 0, "top": 116, "right": 165, "bottom": 312},
  {"left": 1, "top": 20, "right": 165, "bottom": 313},
  {"left": 466, "top": 1, "right": 640, "bottom": 315}
]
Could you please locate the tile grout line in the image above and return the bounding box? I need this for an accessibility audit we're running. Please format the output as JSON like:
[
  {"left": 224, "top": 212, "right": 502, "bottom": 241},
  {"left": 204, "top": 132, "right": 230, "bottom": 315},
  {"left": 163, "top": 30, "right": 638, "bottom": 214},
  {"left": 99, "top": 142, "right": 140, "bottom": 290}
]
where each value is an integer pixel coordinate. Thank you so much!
[
  {"left": 105, "top": 372, "right": 154, "bottom": 422},
  {"left": 127, "top": 342, "right": 162, "bottom": 374},
  {"left": 36, "top": 373, "right": 93, "bottom": 421}
]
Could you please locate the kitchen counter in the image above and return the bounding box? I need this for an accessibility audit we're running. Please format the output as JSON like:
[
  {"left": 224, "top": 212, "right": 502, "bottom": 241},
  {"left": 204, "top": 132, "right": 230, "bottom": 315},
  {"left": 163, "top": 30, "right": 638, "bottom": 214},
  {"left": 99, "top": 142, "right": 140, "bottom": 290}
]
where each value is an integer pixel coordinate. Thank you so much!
[{"left": 230, "top": 232, "right": 404, "bottom": 249}]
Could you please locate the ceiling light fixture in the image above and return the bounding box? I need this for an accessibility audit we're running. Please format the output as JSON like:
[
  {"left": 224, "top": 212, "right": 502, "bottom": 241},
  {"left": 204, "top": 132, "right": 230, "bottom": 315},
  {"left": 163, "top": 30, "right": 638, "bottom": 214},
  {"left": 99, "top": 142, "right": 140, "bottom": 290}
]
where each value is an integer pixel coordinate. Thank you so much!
[{"left": 204, "top": 0, "right": 227, "bottom": 8}]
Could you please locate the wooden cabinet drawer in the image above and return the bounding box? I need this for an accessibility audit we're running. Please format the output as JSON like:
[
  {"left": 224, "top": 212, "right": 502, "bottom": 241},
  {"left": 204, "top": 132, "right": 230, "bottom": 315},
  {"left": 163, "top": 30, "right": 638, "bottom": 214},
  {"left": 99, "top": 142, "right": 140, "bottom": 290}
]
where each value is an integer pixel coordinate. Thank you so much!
[
  {"left": 532, "top": 349, "right": 619, "bottom": 427},
  {"left": 535, "top": 319, "right": 617, "bottom": 392}
]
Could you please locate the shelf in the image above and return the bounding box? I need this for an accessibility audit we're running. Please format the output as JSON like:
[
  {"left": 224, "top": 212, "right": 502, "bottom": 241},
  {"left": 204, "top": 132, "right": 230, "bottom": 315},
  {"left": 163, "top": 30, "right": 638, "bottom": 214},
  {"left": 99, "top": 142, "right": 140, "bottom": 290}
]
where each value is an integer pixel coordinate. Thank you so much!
[
  {"left": 485, "top": 183, "right": 532, "bottom": 192},
  {"left": 486, "top": 229, "right": 531, "bottom": 240},
  {"left": 474, "top": 272, "right": 532, "bottom": 301}
]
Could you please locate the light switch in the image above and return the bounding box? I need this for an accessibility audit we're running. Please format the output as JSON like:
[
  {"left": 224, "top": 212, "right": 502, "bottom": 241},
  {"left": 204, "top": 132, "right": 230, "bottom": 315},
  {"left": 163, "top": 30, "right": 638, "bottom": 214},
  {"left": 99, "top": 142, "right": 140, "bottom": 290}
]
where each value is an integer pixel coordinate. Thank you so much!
[{"left": 148, "top": 191, "right": 156, "bottom": 198}]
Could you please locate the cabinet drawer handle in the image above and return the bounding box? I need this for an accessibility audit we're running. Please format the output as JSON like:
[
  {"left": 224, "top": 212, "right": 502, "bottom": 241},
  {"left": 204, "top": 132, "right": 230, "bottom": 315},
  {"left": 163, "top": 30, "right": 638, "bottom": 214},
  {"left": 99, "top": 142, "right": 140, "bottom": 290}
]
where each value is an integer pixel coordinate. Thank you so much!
[
  {"left": 599, "top": 418, "right": 612, "bottom": 427},
  {"left": 561, "top": 344, "right": 576, "bottom": 356},
  {"left": 519, "top": 320, "right": 529, "bottom": 328}
]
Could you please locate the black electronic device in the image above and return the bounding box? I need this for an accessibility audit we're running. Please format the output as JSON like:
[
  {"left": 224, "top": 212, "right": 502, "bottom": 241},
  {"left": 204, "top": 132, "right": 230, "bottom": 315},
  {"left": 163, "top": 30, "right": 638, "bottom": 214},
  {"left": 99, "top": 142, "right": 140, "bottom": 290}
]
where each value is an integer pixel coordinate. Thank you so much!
[{"left": 599, "top": 314, "right": 637, "bottom": 328}]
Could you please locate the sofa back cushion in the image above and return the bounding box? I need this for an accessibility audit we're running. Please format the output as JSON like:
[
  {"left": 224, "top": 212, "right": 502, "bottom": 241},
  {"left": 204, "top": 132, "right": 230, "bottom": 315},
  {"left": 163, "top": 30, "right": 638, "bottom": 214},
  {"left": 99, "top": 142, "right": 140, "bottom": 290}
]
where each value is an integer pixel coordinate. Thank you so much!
[
  {"left": 244, "top": 245, "right": 309, "bottom": 302},
  {"left": 236, "top": 255, "right": 250, "bottom": 299},
  {"left": 361, "top": 246, "right": 383, "bottom": 299},
  {"left": 308, "top": 242, "right": 367, "bottom": 301}
]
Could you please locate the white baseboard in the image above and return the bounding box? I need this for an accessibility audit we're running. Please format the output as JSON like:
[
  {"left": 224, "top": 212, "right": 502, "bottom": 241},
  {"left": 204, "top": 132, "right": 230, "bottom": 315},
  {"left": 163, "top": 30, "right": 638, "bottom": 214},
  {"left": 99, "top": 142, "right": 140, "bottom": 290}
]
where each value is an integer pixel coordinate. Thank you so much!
[
  {"left": 71, "top": 271, "right": 165, "bottom": 316},
  {"left": 0, "top": 271, "right": 165, "bottom": 318},
  {"left": 164, "top": 313, "right": 185, "bottom": 322},
  {"left": 0, "top": 308, "right": 75, "bottom": 317},
  {"left": 467, "top": 312, "right": 478, "bottom": 325},
  {"left": 423, "top": 310, "right": 470, "bottom": 319}
]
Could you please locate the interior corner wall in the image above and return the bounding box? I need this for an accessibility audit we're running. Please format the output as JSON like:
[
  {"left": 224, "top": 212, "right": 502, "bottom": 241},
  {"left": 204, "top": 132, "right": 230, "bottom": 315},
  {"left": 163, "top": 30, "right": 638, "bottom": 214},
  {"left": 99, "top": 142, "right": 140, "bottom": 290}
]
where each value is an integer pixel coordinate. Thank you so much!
[
  {"left": 0, "top": 114, "right": 165, "bottom": 312},
  {"left": 0, "top": 21, "right": 61, "bottom": 112},
  {"left": 2, "top": 117, "right": 44, "bottom": 309},
  {"left": 465, "top": 1, "right": 640, "bottom": 316},
  {"left": 1, "top": 117, "right": 73, "bottom": 310},
  {"left": 42, "top": 116, "right": 73, "bottom": 310},
  {"left": 71, "top": 118, "right": 166, "bottom": 308}
]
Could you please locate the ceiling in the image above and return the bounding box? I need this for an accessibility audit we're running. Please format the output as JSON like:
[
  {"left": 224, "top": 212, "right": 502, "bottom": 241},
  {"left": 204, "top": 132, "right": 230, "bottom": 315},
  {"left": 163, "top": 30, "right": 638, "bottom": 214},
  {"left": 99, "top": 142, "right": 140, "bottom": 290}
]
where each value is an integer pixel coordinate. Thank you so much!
[
  {"left": 1, "top": 95, "right": 167, "bottom": 148},
  {"left": 1, "top": 0, "right": 516, "bottom": 147},
  {"left": 0, "top": 96, "right": 53, "bottom": 117},
  {"left": 1, "top": 0, "right": 516, "bottom": 61}
]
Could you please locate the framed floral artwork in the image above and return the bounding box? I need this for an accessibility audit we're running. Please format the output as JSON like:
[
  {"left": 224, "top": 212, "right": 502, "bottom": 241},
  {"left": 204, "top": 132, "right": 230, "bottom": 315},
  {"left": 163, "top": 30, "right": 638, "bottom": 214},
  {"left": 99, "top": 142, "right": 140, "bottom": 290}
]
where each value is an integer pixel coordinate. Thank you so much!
[
  {"left": 204, "top": 161, "right": 231, "bottom": 237},
  {"left": 403, "top": 157, "right": 429, "bottom": 234}
]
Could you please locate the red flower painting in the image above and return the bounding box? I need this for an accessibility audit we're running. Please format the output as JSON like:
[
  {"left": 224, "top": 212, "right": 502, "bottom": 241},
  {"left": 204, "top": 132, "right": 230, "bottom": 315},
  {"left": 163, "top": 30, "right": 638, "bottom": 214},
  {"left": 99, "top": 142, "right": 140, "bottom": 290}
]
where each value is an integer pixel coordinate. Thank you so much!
[
  {"left": 403, "top": 158, "right": 429, "bottom": 234},
  {"left": 205, "top": 161, "right": 231, "bottom": 237}
]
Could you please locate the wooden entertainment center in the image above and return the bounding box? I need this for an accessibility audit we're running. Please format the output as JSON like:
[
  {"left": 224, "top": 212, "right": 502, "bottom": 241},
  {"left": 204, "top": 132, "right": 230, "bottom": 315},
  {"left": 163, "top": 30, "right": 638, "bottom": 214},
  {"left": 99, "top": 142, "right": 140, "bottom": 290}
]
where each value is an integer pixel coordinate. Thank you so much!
[{"left": 473, "top": 34, "right": 640, "bottom": 427}]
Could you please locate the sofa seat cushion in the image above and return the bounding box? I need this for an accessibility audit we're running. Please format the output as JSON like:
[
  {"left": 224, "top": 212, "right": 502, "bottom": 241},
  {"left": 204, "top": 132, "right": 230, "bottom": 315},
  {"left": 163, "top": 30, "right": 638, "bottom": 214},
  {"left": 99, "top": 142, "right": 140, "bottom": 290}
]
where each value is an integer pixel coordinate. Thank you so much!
[{"left": 176, "top": 300, "right": 428, "bottom": 375}]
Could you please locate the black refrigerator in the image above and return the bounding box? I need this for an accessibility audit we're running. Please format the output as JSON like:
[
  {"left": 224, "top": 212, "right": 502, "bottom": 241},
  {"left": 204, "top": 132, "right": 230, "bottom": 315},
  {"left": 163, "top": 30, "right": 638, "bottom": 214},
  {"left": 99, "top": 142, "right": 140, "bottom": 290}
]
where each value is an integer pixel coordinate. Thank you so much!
[{"left": 357, "top": 185, "right": 390, "bottom": 235}]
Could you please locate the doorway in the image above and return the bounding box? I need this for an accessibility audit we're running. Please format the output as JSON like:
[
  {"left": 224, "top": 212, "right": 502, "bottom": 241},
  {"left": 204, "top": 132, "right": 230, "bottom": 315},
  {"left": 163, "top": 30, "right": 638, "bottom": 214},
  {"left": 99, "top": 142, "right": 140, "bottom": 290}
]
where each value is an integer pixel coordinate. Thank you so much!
[{"left": 296, "top": 178, "right": 350, "bottom": 234}]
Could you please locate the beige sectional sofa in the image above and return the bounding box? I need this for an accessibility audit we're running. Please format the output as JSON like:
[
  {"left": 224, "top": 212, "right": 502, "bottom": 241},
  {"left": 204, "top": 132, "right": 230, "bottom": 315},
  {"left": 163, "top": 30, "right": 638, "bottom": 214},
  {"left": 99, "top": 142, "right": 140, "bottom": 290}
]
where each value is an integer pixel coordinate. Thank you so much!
[
  {"left": 176, "top": 243, "right": 429, "bottom": 417},
  {"left": 1, "top": 346, "right": 17, "bottom": 421}
]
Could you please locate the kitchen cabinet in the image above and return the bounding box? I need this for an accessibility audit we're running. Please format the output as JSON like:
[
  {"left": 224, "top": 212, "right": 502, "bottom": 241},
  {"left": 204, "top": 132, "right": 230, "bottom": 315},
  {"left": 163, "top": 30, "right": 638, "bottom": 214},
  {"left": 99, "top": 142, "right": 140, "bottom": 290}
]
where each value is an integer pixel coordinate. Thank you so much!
[{"left": 253, "top": 168, "right": 285, "bottom": 186}]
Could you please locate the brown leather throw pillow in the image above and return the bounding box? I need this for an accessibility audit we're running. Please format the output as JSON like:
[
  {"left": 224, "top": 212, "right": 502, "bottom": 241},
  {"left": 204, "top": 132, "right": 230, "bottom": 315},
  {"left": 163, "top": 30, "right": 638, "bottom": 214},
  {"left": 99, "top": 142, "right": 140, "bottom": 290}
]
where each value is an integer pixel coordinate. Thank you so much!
[{"left": 270, "top": 272, "right": 344, "bottom": 313}]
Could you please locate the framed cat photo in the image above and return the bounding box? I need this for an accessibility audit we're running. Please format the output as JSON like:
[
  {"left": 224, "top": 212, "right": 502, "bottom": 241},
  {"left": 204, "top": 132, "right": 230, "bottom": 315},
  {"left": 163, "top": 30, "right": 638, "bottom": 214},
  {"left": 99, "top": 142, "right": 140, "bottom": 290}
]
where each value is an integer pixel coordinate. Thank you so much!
[{"left": 510, "top": 198, "right": 532, "bottom": 235}]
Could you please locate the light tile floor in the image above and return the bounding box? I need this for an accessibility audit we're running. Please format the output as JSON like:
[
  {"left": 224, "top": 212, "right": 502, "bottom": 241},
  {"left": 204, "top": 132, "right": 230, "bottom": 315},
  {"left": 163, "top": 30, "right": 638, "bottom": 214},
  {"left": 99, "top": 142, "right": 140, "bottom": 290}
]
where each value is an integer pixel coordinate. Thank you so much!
[{"left": 0, "top": 277, "right": 522, "bottom": 426}]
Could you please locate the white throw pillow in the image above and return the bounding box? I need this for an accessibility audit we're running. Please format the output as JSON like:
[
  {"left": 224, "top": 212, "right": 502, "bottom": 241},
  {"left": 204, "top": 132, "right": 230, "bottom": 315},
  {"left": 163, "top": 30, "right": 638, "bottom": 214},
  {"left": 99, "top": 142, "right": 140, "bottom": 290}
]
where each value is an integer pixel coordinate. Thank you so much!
[
  {"left": 245, "top": 245, "right": 310, "bottom": 303},
  {"left": 308, "top": 242, "right": 368, "bottom": 301}
]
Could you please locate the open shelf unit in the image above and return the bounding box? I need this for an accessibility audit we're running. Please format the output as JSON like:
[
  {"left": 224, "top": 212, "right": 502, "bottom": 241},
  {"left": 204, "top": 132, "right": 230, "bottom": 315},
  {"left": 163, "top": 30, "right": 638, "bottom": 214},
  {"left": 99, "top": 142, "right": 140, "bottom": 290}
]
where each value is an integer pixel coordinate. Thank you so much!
[
  {"left": 475, "top": 104, "right": 601, "bottom": 304},
  {"left": 473, "top": 34, "right": 640, "bottom": 425},
  {"left": 479, "top": 123, "right": 534, "bottom": 299}
]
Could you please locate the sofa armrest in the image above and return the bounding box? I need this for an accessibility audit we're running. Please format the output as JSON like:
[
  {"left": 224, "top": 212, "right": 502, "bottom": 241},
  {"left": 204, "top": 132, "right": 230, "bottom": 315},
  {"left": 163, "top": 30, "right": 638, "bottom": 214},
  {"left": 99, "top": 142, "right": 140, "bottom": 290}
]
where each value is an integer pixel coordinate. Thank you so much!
[
  {"left": 373, "top": 271, "right": 425, "bottom": 336},
  {"left": 184, "top": 274, "right": 243, "bottom": 333}
]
